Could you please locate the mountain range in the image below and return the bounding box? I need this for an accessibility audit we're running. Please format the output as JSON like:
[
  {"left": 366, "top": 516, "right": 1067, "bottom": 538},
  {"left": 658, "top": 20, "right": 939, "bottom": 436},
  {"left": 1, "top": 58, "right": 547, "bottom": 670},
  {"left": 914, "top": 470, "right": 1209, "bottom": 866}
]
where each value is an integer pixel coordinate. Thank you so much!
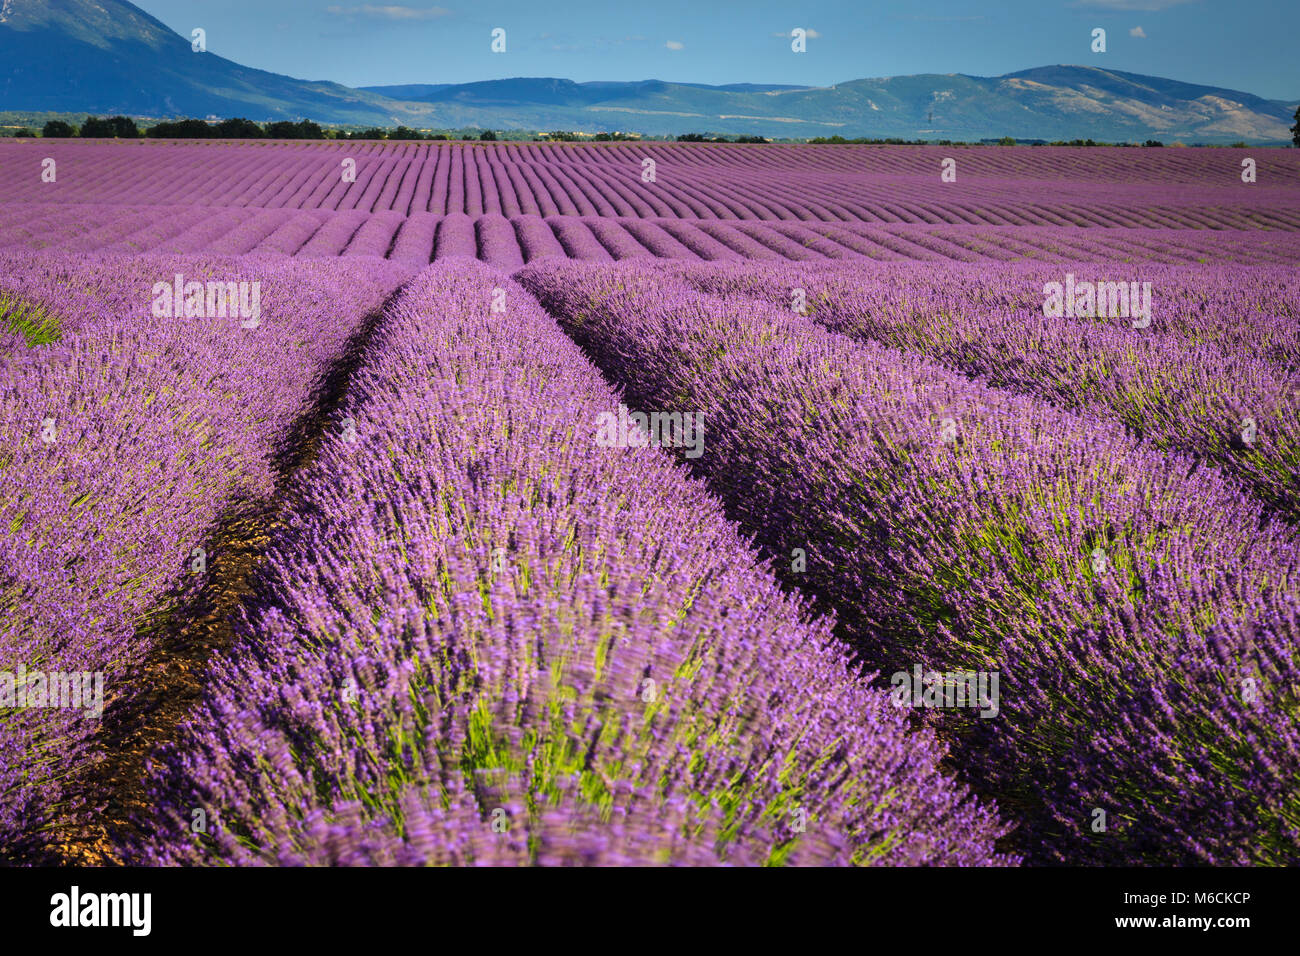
[{"left": 1, "top": 0, "right": 1294, "bottom": 142}]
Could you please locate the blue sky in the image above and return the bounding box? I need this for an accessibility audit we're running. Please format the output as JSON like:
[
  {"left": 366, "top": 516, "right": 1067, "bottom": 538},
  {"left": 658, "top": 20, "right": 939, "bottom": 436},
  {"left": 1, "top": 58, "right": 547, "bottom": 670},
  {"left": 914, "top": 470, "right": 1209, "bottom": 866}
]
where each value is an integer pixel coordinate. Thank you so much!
[{"left": 137, "top": 1, "right": 1298, "bottom": 100}]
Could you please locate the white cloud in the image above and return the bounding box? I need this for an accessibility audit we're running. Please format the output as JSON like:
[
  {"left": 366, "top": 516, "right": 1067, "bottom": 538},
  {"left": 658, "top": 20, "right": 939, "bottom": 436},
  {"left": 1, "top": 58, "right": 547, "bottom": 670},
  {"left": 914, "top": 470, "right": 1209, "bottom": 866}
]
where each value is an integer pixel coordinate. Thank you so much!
[
  {"left": 1072, "top": 0, "right": 1195, "bottom": 10},
  {"left": 665, "top": 40, "right": 684, "bottom": 50},
  {"left": 1130, "top": 25, "right": 1147, "bottom": 37},
  {"left": 325, "top": 5, "right": 452, "bottom": 20},
  {"left": 772, "top": 28, "right": 821, "bottom": 39}
]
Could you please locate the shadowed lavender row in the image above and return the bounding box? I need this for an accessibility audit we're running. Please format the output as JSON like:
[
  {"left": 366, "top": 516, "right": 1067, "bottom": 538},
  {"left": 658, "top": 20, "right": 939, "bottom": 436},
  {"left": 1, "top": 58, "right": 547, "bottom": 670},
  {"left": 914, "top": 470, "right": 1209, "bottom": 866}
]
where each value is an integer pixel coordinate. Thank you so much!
[
  {"left": 517, "top": 259, "right": 1300, "bottom": 865},
  {"left": 133, "top": 261, "right": 1012, "bottom": 866}
]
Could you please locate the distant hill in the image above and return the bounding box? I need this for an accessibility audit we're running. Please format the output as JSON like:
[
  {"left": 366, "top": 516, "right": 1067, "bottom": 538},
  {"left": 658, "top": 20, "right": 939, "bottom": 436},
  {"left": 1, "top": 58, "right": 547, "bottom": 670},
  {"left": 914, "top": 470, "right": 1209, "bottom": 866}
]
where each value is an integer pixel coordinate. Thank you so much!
[
  {"left": 361, "top": 79, "right": 813, "bottom": 106},
  {"left": 0, "top": 0, "right": 431, "bottom": 125},
  {"left": 1, "top": 0, "right": 1293, "bottom": 141}
]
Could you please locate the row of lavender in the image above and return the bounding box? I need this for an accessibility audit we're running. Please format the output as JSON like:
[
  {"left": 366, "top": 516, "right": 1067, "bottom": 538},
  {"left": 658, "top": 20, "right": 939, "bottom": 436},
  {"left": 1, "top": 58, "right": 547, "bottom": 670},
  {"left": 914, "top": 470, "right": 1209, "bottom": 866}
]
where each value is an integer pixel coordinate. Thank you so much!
[
  {"left": 0, "top": 252, "right": 409, "bottom": 861},
  {"left": 5, "top": 205, "right": 1300, "bottom": 267},
  {"left": 8, "top": 142, "right": 1299, "bottom": 226},
  {"left": 517, "top": 260, "right": 1300, "bottom": 864},
  {"left": 129, "top": 261, "right": 1011, "bottom": 866},
  {"left": 662, "top": 259, "right": 1300, "bottom": 521}
]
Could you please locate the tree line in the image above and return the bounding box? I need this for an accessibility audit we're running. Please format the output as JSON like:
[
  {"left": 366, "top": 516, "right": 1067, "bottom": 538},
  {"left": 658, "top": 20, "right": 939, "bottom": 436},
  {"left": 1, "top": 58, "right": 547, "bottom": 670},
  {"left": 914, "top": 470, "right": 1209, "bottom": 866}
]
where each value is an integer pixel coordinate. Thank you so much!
[
  {"left": 24, "top": 109, "right": 1300, "bottom": 146},
  {"left": 36, "top": 116, "right": 471, "bottom": 140}
]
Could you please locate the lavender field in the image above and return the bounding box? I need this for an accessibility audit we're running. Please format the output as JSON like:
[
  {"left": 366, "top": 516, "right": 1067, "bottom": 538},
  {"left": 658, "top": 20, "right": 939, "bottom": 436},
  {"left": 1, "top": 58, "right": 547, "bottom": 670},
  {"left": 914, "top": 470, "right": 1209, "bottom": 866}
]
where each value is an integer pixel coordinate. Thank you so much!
[{"left": 2, "top": 139, "right": 1298, "bottom": 867}]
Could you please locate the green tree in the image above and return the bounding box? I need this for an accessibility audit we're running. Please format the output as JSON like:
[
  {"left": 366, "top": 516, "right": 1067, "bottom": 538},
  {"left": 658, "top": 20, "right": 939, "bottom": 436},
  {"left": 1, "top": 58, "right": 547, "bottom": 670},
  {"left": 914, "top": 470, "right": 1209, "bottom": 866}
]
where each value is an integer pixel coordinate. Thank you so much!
[
  {"left": 108, "top": 116, "right": 139, "bottom": 138},
  {"left": 82, "top": 115, "right": 139, "bottom": 137},
  {"left": 1292, "top": 105, "right": 1299, "bottom": 147},
  {"left": 479, "top": 129, "right": 497, "bottom": 141},
  {"left": 42, "top": 120, "right": 77, "bottom": 138},
  {"left": 214, "top": 117, "right": 265, "bottom": 138},
  {"left": 265, "top": 120, "right": 325, "bottom": 139},
  {"left": 146, "top": 119, "right": 213, "bottom": 138}
]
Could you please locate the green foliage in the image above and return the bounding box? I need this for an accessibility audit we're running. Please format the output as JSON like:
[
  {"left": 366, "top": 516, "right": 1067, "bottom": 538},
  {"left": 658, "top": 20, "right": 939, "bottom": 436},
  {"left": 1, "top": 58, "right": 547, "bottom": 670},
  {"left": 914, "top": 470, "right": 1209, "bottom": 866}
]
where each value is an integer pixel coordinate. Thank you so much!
[
  {"left": 808, "top": 135, "right": 933, "bottom": 145},
  {"left": 1293, "top": 105, "right": 1299, "bottom": 148},
  {"left": 80, "top": 115, "right": 139, "bottom": 138},
  {"left": 214, "top": 117, "right": 265, "bottom": 138},
  {"left": 146, "top": 119, "right": 214, "bottom": 139},
  {"left": 265, "top": 119, "right": 325, "bottom": 140},
  {"left": 479, "top": 129, "right": 498, "bottom": 141},
  {"left": 79, "top": 115, "right": 109, "bottom": 137},
  {"left": 41, "top": 120, "right": 77, "bottom": 138},
  {"left": 0, "top": 293, "right": 60, "bottom": 347},
  {"left": 110, "top": 115, "right": 140, "bottom": 138},
  {"left": 143, "top": 117, "right": 266, "bottom": 139}
]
